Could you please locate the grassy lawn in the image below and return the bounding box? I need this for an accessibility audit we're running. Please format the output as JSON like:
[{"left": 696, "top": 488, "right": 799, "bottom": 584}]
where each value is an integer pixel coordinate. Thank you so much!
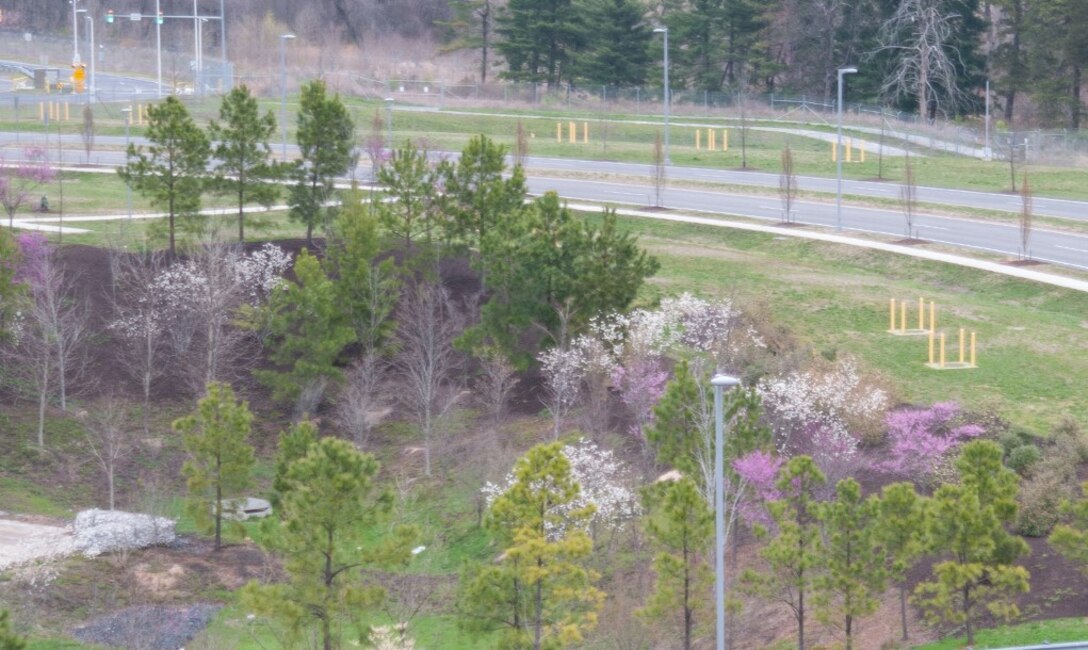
[{"left": 913, "top": 617, "right": 1088, "bottom": 649}]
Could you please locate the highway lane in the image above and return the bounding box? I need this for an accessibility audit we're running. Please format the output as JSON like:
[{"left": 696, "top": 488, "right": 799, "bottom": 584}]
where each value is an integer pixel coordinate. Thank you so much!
[
  {"left": 0, "top": 129, "right": 1081, "bottom": 221},
  {"left": 1, "top": 137, "right": 1085, "bottom": 270}
]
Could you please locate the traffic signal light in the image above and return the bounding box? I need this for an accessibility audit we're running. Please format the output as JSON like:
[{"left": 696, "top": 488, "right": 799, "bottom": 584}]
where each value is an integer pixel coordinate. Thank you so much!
[
  {"left": 156, "top": 11, "right": 164, "bottom": 25},
  {"left": 106, "top": 10, "right": 114, "bottom": 23}
]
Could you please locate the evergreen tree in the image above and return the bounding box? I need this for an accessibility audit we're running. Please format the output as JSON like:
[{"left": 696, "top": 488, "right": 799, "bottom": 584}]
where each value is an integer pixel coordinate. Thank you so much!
[
  {"left": 290, "top": 80, "right": 356, "bottom": 245},
  {"left": 875, "top": 481, "right": 925, "bottom": 642},
  {"left": 0, "top": 610, "right": 26, "bottom": 650},
  {"left": 459, "top": 442, "right": 605, "bottom": 649},
  {"left": 439, "top": 0, "right": 497, "bottom": 83},
  {"left": 375, "top": 143, "right": 442, "bottom": 251},
  {"left": 174, "top": 382, "right": 255, "bottom": 551},
  {"left": 270, "top": 419, "right": 318, "bottom": 512},
  {"left": 1050, "top": 482, "right": 1088, "bottom": 577},
  {"left": 118, "top": 96, "right": 210, "bottom": 255},
  {"left": 664, "top": 0, "right": 765, "bottom": 92},
  {"left": 496, "top": 0, "right": 584, "bottom": 88},
  {"left": 639, "top": 477, "right": 713, "bottom": 650},
  {"left": 208, "top": 84, "right": 280, "bottom": 243},
  {"left": 814, "top": 478, "right": 886, "bottom": 650},
  {"left": 576, "top": 0, "right": 652, "bottom": 87},
  {"left": 328, "top": 189, "right": 400, "bottom": 354},
  {"left": 742, "top": 455, "right": 826, "bottom": 650},
  {"left": 913, "top": 440, "right": 1030, "bottom": 647},
  {"left": 243, "top": 437, "right": 416, "bottom": 650},
  {"left": 255, "top": 249, "right": 356, "bottom": 407}
]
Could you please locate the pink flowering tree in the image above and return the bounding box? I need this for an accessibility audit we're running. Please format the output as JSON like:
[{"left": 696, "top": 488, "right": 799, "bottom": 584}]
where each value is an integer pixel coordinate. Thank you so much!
[
  {"left": 733, "top": 450, "right": 784, "bottom": 528},
  {"left": 880, "top": 402, "right": 984, "bottom": 479},
  {"left": 0, "top": 148, "right": 55, "bottom": 227},
  {"left": 15, "top": 232, "right": 49, "bottom": 285},
  {"left": 611, "top": 357, "right": 669, "bottom": 442}
]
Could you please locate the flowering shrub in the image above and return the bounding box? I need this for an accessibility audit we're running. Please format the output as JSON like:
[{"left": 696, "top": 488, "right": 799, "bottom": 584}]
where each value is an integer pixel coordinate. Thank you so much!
[
  {"left": 72, "top": 509, "right": 176, "bottom": 558},
  {"left": 611, "top": 357, "right": 669, "bottom": 441},
  {"left": 234, "top": 243, "right": 293, "bottom": 305},
  {"left": 733, "top": 450, "right": 784, "bottom": 527},
  {"left": 14, "top": 232, "right": 48, "bottom": 285},
  {"left": 482, "top": 438, "right": 641, "bottom": 537},
  {"left": 880, "top": 402, "right": 984, "bottom": 478}
]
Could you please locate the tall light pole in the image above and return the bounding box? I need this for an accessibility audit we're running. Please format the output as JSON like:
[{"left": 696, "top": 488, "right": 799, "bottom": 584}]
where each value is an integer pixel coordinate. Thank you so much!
[
  {"left": 836, "top": 66, "right": 858, "bottom": 232},
  {"left": 122, "top": 107, "right": 132, "bottom": 221},
  {"left": 71, "top": 0, "right": 81, "bottom": 64},
  {"left": 711, "top": 373, "right": 740, "bottom": 650},
  {"left": 84, "top": 14, "right": 95, "bottom": 101},
  {"left": 653, "top": 27, "right": 670, "bottom": 164},
  {"left": 155, "top": 0, "right": 163, "bottom": 98},
  {"left": 279, "top": 33, "right": 295, "bottom": 160},
  {"left": 384, "top": 97, "right": 394, "bottom": 149}
]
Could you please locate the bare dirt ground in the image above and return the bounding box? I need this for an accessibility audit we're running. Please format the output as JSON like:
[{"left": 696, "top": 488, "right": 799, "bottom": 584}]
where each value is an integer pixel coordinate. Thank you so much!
[{"left": 0, "top": 518, "right": 73, "bottom": 570}]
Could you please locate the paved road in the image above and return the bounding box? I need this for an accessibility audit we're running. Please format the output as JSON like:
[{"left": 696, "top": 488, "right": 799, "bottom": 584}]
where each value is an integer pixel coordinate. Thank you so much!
[{"left": 1, "top": 134, "right": 1086, "bottom": 271}]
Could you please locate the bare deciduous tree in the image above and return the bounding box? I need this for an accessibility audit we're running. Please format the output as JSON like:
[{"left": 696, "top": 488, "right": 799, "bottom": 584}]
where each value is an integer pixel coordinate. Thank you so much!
[
  {"left": 81, "top": 105, "right": 95, "bottom": 164},
  {"left": 514, "top": 119, "right": 529, "bottom": 169},
  {"left": 652, "top": 131, "right": 666, "bottom": 208},
  {"left": 874, "top": 0, "right": 971, "bottom": 120},
  {"left": 395, "top": 281, "right": 465, "bottom": 476},
  {"left": 111, "top": 251, "right": 169, "bottom": 433},
  {"left": 335, "top": 352, "right": 386, "bottom": 448},
  {"left": 779, "top": 145, "right": 798, "bottom": 224},
  {"left": 900, "top": 151, "right": 918, "bottom": 240},
  {"left": 185, "top": 244, "right": 251, "bottom": 394},
  {"left": 79, "top": 397, "right": 137, "bottom": 510},
  {"left": 1019, "top": 174, "right": 1033, "bottom": 261},
  {"left": 474, "top": 346, "right": 519, "bottom": 424}
]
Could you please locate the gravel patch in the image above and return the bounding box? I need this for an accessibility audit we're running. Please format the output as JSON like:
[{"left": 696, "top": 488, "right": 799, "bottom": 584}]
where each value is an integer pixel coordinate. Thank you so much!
[
  {"left": 71, "top": 603, "right": 222, "bottom": 650},
  {"left": 0, "top": 519, "right": 75, "bottom": 570}
]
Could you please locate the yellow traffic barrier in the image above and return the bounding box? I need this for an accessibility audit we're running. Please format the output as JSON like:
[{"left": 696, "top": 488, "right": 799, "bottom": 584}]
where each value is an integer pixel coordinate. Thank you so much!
[
  {"left": 831, "top": 141, "right": 837, "bottom": 162},
  {"left": 723, "top": 129, "right": 728, "bottom": 152},
  {"left": 971, "top": 332, "right": 977, "bottom": 367},
  {"left": 926, "top": 328, "right": 978, "bottom": 369},
  {"left": 583, "top": 122, "right": 587, "bottom": 144},
  {"left": 889, "top": 297, "right": 933, "bottom": 336},
  {"left": 696, "top": 129, "right": 701, "bottom": 149},
  {"left": 556, "top": 122, "right": 561, "bottom": 143},
  {"left": 568, "top": 121, "right": 575, "bottom": 144},
  {"left": 64, "top": 102, "right": 70, "bottom": 122},
  {"left": 846, "top": 137, "right": 853, "bottom": 162},
  {"left": 38, "top": 102, "right": 43, "bottom": 122}
]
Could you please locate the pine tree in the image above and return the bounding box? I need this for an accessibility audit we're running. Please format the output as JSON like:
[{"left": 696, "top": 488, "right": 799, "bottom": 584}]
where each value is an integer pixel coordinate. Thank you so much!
[
  {"left": 243, "top": 437, "right": 416, "bottom": 650},
  {"left": 639, "top": 477, "right": 713, "bottom": 650},
  {"left": 375, "top": 143, "right": 441, "bottom": 251},
  {"left": 742, "top": 455, "right": 826, "bottom": 650},
  {"left": 459, "top": 442, "right": 605, "bottom": 649},
  {"left": 289, "top": 80, "right": 356, "bottom": 245},
  {"left": 118, "top": 96, "right": 209, "bottom": 255},
  {"left": 0, "top": 610, "right": 26, "bottom": 650},
  {"left": 814, "top": 478, "right": 886, "bottom": 650},
  {"left": 576, "top": 0, "right": 652, "bottom": 87},
  {"left": 496, "top": 0, "right": 583, "bottom": 88},
  {"left": 208, "top": 84, "right": 280, "bottom": 243},
  {"left": 913, "top": 440, "right": 1030, "bottom": 647},
  {"left": 174, "top": 382, "right": 255, "bottom": 551},
  {"left": 270, "top": 419, "right": 318, "bottom": 512},
  {"left": 876, "top": 481, "right": 925, "bottom": 642},
  {"left": 255, "top": 249, "right": 356, "bottom": 407}
]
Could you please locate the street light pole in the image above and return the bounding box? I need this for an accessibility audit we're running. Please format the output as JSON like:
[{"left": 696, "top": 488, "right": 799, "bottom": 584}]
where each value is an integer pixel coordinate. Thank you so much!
[
  {"left": 84, "top": 15, "right": 95, "bottom": 101},
  {"left": 71, "top": 0, "right": 81, "bottom": 64},
  {"left": 279, "top": 34, "right": 296, "bottom": 160},
  {"left": 653, "top": 27, "right": 670, "bottom": 164},
  {"left": 384, "top": 97, "right": 394, "bottom": 149},
  {"left": 155, "top": 0, "right": 163, "bottom": 98},
  {"left": 711, "top": 373, "right": 740, "bottom": 650},
  {"left": 836, "top": 66, "right": 858, "bottom": 232}
]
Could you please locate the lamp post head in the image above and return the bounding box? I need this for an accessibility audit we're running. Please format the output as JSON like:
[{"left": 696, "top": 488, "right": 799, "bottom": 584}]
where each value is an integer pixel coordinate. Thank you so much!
[
  {"left": 710, "top": 374, "right": 740, "bottom": 389},
  {"left": 653, "top": 27, "right": 667, "bottom": 34},
  {"left": 280, "top": 33, "right": 296, "bottom": 40},
  {"left": 839, "top": 66, "right": 858, "bottom": 75}
]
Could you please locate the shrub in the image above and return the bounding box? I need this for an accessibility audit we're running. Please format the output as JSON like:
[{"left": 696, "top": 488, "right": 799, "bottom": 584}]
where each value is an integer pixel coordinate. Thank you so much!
[
  {"left": 1016, "top": 470, "right": 1072, "bottom": 537},
  {"left": 1007, "top": 444, "right": 1042, "bottom": 476},
  {"left": 998, "top": 429, "right": 1034, "bottom": 457}
]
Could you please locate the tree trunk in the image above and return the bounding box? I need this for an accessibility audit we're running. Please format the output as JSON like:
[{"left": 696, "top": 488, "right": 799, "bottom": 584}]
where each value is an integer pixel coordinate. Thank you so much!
[
  {"left": 238, "top": 182, "right": 245, "bottom": 243},
  {"left": 963, "top": 584, "right": 973, "bottom": 646},
  {"left": 107, "top": 462, "right": 115, "bottom": 510},
  {"left": 1071, "top": 64, "right": 1082, "bottom": 131},
  {"left": 214, "top": 453, "right": 222, "bottom": 550},
  {"left": 683, "top": 538, "right": 692, "bottom": 650},
  {"left": 845, "top": 613, "right": 852, "bottom": 650},
  {"left": 533, "top": 559, "right": 544, "bottom": 650},
  {"left": 323, "top": 526, "right": 334, "bottom": 650},
  {"left": 899, "top": 583, "right": 909, "bottom": 640}
]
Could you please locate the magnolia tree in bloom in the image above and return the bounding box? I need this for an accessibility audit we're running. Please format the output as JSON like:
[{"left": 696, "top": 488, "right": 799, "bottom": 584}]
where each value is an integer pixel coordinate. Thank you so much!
[
  {"left": 733, "top": 450, "right": 784, "bottom": 527},
  {"left": 0, "top": 148, "right": 55, "bottom": 228},
  {"left": 482, "top": 438, "right": 640, "bottom": 538},
  {"left": 880, "top": 401, "right": 984, "bottom": 478}
]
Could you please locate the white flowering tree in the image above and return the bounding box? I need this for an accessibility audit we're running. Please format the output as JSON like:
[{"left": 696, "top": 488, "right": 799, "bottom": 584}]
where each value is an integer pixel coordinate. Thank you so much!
[
  {"left": 538, "top": 344, "right": 587, "bottom": 440},
  {"left": 481, "top": 437, "right": 641, "bottom": 539}
]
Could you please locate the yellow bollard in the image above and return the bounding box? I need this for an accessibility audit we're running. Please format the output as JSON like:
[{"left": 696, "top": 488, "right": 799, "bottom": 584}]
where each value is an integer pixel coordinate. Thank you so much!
[
  {"left": 929, "top": 329, "right": 935, "bottom": 364},
  {"left": 38, "top": 102, "right": 43, "bottom": 122},
  {"left": 557, "top": 122, "right": 561, "bottom": 143},
  {"left": 723, "top": 129, "right": 728, "bottom": 152},
  {"left": 831, "top": 141, "right": 837, "bottom": 162},
  {"left": 929, "top": 301, "right": 936, "bottom": 334},
  {"left": 959, "top": 328, "right": 966, "bottom": 364},
  {"left": 940, "top": 333, "right": 946, "bottom": 368},
  {"left": 710, "top": 129, "right": 716, "bottom": 151},
  {"left": 971, "top": 332, "right": 977, "bottom": 367},
  {"left": 568, "top": 121, "right": 575, "bottom": 144},
  {"left": 900, "top": 301, "right": 907, "bottom": 333},
  {"left": 846, "top": 137, "right": 853, "bottom": 162},
  {"left": 889, "top": 298, "right": 896, "bottom": 331},
  {"left": 696, "top": 129, "right": 701, "bottom": 150},
  {"left": 64, "top": 102, "right": 69, "bottom": 122},
  {"left": 860, "top": 143, "right": 866, "bottom": 163},
  {"left": 918, "top": 297, "right": 924, "bottom": 330},
  {"left": 583, "top": 122, "right": 588, "bottom": 144}
]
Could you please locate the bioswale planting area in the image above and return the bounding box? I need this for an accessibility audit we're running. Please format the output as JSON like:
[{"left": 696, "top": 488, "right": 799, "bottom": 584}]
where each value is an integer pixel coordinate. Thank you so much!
[{"left": 2, "top": 97, "right": 1088, "bottom": 649}]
